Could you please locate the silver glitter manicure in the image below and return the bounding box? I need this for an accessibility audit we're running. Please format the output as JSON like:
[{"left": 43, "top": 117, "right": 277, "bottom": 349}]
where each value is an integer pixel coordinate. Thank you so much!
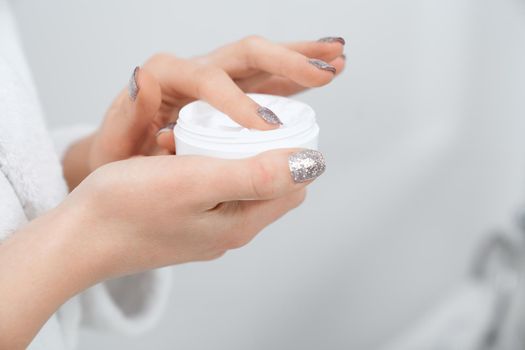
[
  {"left": 256, "top": 106, "right": 283, "bottom": 125},
  {"left": 288, "top": 150, "right": 326, "bottom": 183},
  {"left": 318, "top": 36, "right": 346, "bottom": 45},
  {"left": 128, "top": 66, "right": 140, "bottom": 101},
  {"left": 308, "top": 59, "right": 336, "bottom": 74}
]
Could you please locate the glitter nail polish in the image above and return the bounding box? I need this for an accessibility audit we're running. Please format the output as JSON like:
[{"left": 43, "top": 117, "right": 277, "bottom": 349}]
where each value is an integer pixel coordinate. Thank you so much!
[
  {"left": 256, "top": 106, "right": 283, "bottom": 125},
  {"left": 288, "top": 150, "right": 326, "bottom": 183},
  {"left": 175, "top": 94, "right": 320, "bottom": 159},
  {"left": 318, "top": 37, "right": 346, "bottom": 45},
  {"left": 128, "top": 66, "right": 140, "bottom": 101},
  {"left": 308, "top": 59, "right": 336, "bottom": 74}
]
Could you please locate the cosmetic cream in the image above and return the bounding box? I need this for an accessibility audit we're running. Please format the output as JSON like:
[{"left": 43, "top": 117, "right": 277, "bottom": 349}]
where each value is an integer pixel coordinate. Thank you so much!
[{"left": 174, "top": 94, "right": 319, "bottom": 159}]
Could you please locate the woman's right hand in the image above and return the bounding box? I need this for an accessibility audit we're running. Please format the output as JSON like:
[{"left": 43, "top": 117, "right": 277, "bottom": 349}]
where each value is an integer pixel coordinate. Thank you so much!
[{"left": 61, "top": 148, "right": 325, "bottom": 279}]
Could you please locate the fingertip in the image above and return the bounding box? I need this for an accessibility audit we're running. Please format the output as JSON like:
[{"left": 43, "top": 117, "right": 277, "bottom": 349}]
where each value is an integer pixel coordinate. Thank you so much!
[
  {"left": 286, "top": 39, "right": 345, "bottom": 62},
  {"left": 287, "top": 148, "right": 326, "bottom": 184},
  {"left": 317, "top": 36, "right": 346, "bottom": 46},
  {"left": 128, "top": 66, "right": 140, "bottom": 101},
  {"left": 331, "top": 55, "right": 347, "bottom": 76},
  {"left": 304, "top": 66, "right": 336, "bottom": 87},
  {"left": 244, "top": 112, "right": 282, "bottom": 130},
  {"left": 113, "top": 67, "right": 163, "bottom": 150},
  {"left": 253, "top": 122, "right": 281, "bottom": 131},
  {"left": 301, "top": 55, "right": 346, "bottom": 87},
  {"left": 134, "top": 68, "right": 162, "bottom": 111},
  {"left": 255, "top": 106, "right": 283, "bottom": 128},
  {"left": 156, "top": 127, "right": 176, "bottom": 153},
  {"left": 253, "top": 147, "right": 325, "bottom": 189},
  {"left": 233, "top": 95, "right": 283, "bottom": 130},
  {"left": 226, "top": 99, "right": 283, "bottom": 131}
]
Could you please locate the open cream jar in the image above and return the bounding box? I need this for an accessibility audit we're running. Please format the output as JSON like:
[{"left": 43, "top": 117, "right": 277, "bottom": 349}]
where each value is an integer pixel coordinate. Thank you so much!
[{"left": 174, "top": 94, "right": 319, "bottom": 159}]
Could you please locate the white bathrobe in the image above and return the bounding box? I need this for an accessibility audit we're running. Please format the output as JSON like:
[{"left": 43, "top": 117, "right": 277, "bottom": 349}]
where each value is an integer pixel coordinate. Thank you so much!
[{"left": 0, "top": 1, "right": 172, "bottom": 349}]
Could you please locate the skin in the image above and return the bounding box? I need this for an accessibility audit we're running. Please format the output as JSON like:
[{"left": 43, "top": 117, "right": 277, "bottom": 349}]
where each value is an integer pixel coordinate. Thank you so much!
[{"left": 0, "top": 36, "right": 345, "bottom": 349}]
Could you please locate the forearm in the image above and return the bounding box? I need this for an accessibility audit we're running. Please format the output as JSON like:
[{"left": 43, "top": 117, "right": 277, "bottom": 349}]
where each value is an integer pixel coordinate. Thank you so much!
[
  {"left": 0, "top": 205, "right": 102, "bottom": 349},
  {"left": 62, "top": 133, "right": 95, "bottom": 191}
]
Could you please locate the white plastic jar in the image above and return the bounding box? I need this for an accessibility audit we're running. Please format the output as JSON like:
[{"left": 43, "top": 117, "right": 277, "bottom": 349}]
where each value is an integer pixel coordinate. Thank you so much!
[{"left": 174, "top": 94, "right": 319, "bottom": 159}]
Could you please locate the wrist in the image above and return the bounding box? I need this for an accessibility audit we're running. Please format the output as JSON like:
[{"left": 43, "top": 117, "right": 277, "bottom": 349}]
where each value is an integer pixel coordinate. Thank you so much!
[
  {"left": 51, "top": 194, "right": 121, "bottom": 285},
  {"left": 59, "top": 182, "right": 138, "bottom": 280},
  {"left": 33, "top": 203, "right": 106, "bottom": 293},
  {"left": 0, "top": 201, "right": 105, "bottom": 348}
]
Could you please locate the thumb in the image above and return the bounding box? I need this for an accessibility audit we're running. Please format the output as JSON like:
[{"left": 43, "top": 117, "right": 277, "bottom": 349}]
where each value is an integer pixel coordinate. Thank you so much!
[
  {"left": 124, "top": 66, "right": 162, "bottom": 147},
  {"left": 94, "top": 66, "right": 162, "bottom": 165},
  {"left": 200, "top": 148, "right": 326, "bottom": 205}
]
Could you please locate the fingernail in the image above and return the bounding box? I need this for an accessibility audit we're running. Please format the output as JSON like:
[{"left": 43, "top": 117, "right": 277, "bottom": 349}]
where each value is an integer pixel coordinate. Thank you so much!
[
  {"left": 318, "top": 36, "right": 346, "bottom": 45},
  {"left": 128, "top": 66, "right": 140, "bottom": 101},
  {"left": 288, "top": 150, "right": 326, "bottom": 183},
  {"left": 308, "top": 59, "right": 336, "bottom": 74},
  {"left": 256, "top": 106, "right": 283, "bottom": 125},
  {"left": 156, "top": 122, "right": 176, "bottom": 136}
]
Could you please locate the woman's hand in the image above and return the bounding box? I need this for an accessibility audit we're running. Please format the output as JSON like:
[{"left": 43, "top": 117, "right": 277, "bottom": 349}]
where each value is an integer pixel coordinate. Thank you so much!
[
  {"left": 63, "top": 36, "right": 345, "bottom": 189},
  {"left": 66, "top": 148, "right": 325, "bottom": 276},
  {"left": 0, "top": 147, "right": 325, "bottom": 348}
]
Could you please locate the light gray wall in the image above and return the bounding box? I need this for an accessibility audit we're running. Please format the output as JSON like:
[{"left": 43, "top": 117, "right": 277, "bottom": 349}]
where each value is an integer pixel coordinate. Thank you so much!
[{"left": 12, "top": 0, "right": 525, "bottom": 349}]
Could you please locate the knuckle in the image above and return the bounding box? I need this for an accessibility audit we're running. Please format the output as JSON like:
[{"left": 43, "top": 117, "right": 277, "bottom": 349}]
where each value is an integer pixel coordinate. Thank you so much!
[
  {"left": 239, "top": 35, "right": 266, "bottom": 66},
  {"left": 240, "top": 35, "right": 265, "bottom": 49},
  {"left": 249, "top": 157, "right": 277, "bottom": 199},
  {"left": 147, "top": 52, "right": 171, "bottom": 65}
]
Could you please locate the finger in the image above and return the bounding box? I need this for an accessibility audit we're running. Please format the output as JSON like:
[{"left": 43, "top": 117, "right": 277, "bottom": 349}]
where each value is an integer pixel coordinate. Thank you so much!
[
  {"left": 144, "top": 56, "right": 282, "bottom": 130},
  {"left": 247, "top": 55, "right": 346, "bottom": 96},
  {"left": 208, "top": 36, "right": 344, "bottom": 81},
  {"left": 156, "top": 123, "right": 176, "bottom": 153},
  {"left": 237, "top": 36, "right": 341, "bottom": 88},
  {"left": 95, "top": 67, "right": 162, "bottom": 163},
  {"left": 194, "top": 66, "right": 283, "bottom": 129},
  {"left": 231, "top": 37, "right": 345, "bottom": 92},
  {"left": 126, "top": 67, "right": 162, "bottom": 144},
  {"left": 201, "top": 148, "right": 326, "bottom": 205},
  {"left": 284, "top": 37, "right": 346, "bottom": 60}
]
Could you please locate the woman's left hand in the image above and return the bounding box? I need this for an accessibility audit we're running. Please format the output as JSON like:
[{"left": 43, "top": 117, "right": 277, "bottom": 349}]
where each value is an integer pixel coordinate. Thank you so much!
[{"left": 63, "top": 36, "right": 345, "bottom": 189}]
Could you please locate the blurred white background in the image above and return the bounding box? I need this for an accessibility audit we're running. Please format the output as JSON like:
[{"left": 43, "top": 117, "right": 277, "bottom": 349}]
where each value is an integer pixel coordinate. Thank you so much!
[{"left": 11, "top": 0, "right": 525, "bottom": 348}]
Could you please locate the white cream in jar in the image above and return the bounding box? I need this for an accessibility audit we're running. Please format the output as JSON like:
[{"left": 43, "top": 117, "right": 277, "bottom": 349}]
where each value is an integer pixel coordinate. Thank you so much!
[{"left": 174, "top": 94, "right": 319, "bottom": 159}]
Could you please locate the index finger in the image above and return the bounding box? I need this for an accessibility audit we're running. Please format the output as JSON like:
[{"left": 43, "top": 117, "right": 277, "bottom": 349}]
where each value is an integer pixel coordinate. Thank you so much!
[{"left": 144, "top": 55, "right": 282, "bottom": 130}]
